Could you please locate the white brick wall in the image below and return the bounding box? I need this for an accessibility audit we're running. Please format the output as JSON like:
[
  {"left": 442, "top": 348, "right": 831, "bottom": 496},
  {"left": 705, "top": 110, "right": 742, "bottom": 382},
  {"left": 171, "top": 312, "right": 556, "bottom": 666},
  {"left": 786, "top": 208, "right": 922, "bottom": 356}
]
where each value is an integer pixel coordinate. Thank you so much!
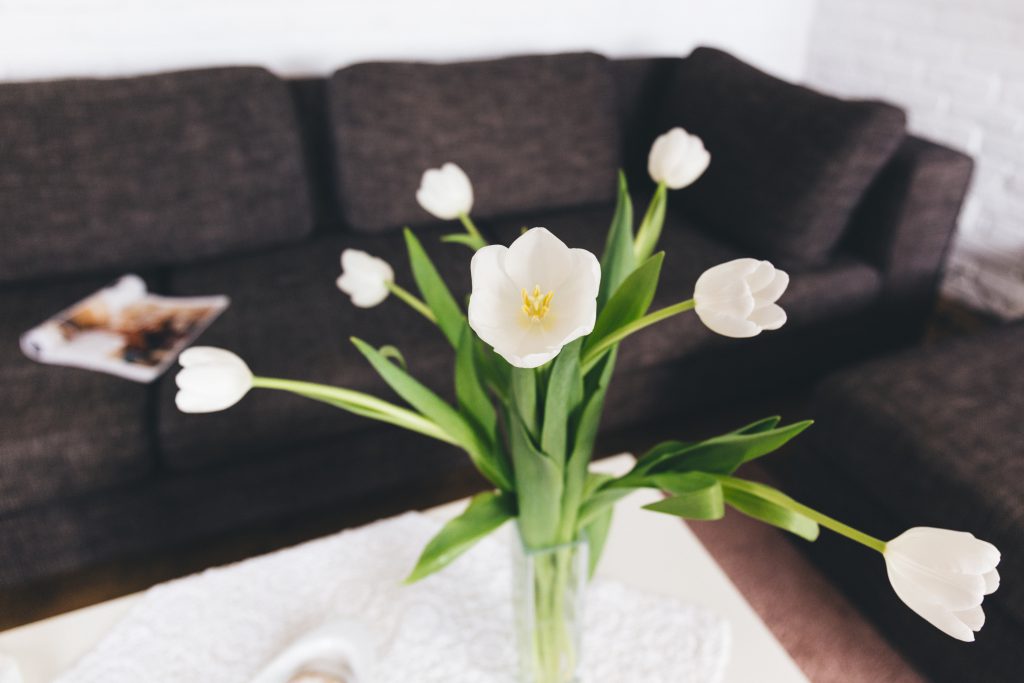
[{"left": 805, "top": 0, "right": 1024, "bottom": 319}]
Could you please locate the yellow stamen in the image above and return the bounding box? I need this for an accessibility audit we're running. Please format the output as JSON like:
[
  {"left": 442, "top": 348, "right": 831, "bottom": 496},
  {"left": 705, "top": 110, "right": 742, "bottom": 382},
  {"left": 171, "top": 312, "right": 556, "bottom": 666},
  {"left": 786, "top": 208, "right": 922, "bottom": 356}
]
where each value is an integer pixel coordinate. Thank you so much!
[{"left": 521, "top": 285, "right": 554, "bottom": 321}]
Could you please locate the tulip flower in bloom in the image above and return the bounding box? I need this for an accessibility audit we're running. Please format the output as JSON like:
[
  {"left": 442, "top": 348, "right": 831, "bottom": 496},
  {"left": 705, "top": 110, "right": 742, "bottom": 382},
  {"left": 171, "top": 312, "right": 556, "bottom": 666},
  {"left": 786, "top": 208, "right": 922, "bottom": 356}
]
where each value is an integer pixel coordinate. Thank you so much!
[
  {"left": 416, "top": 162, "right": 474, "bottom": 220},
  {"left": 336, "top": 249, "right": 395, "bottom": 308},
  {"left": 648, "top": 127, "right": 711, "bottom": 190},
  {"left": 693, "top": 258, "right": 788, "bottom": 338},
  {"left": 175, "top": 347, "right": 253, "bottom": 413},
  {"left": 468, "top": 228, "right": 600, "bottom": 368},
  {"left": 884, "top": 527, "right": 1001, "bottom": 641}
]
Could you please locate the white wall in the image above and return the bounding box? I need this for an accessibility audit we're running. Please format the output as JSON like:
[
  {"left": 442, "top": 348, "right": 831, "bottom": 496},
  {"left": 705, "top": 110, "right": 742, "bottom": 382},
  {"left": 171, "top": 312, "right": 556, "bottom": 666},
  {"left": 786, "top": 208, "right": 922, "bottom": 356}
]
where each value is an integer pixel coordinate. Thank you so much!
[
  {"left": 0, "top": 0, "right": 815, "bottom": 82},
  {"left": 805, "top": 0, "right": 1024, "bottom": 319}
]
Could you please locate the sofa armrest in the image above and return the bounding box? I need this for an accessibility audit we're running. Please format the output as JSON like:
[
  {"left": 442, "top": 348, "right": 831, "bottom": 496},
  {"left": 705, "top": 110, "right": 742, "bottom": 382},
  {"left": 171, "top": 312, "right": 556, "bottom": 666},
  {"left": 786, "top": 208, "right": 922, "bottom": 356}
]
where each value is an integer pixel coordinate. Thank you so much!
[{"left": 845, "top": 135, "right": 973, "bottom": 324}]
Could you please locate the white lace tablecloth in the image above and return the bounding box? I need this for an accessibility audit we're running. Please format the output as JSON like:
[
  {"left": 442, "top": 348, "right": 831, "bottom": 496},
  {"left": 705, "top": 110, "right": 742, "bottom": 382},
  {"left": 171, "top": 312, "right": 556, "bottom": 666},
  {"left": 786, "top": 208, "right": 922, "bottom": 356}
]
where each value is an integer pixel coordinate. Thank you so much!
[{"left": 57, "top": 513, "right": 729, "bottom": 682}]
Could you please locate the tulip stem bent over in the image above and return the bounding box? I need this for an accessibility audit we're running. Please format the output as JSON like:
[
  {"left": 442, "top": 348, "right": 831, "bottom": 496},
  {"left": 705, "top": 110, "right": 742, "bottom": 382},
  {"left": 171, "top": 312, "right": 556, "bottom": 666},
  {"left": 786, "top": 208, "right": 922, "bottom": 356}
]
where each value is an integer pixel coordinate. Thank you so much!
[
  {"left": 458, "top": 213, "right": 488, "bottom": 250},
  {"left": 791, "top": 501, "right": 887, "bottom": 553},
  {"left": 719, "top": 476, "right": 887, "bottom": 553},
  {"left": 250, "top": 377, "right": 457, "bottom": 445},
  {"left": 386, "top": 282, "right": 438, "bottom": 323},
  {"left": 581, "top": 298, "right": 695, "bottom": 371}
]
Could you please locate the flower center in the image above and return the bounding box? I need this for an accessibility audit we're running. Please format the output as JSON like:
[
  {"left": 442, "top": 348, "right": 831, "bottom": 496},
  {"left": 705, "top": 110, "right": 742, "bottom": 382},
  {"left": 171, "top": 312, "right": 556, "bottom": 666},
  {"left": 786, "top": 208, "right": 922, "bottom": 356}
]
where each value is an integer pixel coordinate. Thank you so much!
[{"left": 521, "top": 285, "right": 554, "bottom": 321}]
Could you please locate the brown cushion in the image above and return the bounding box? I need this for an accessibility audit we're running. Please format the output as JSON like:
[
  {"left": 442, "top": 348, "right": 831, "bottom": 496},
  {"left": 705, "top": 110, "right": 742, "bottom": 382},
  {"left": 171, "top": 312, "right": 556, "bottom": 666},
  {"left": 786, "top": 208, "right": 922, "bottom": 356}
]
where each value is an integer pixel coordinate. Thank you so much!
[
  {"left": 0, "top": 67, "right": 313, "bottom": 283},
  {"left": 662, "top": 48, "right": 906, "bottom": 268},
  {"left": 328, "top": 53, "right": 621, "bottom": 233}
]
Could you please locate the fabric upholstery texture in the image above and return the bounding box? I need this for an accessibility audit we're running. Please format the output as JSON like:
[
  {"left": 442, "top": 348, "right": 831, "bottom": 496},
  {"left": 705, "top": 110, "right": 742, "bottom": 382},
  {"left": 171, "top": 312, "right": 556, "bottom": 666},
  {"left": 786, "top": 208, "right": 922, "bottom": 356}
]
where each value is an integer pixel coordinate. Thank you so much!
[
  {"left": 0, "top": 277, "right": 154, "bottom": 514},
  {"left": 810, "top": 325, "right": 1024, "bottom": 623},
  {"left": 662, "top": 47, "right": 907, "bottom": 268},
  {"left": 0, "top": 68, "right": 312, "bottom": 283},
  {"left": 328, "top": 53, "right": 620, "bottom": 233}
]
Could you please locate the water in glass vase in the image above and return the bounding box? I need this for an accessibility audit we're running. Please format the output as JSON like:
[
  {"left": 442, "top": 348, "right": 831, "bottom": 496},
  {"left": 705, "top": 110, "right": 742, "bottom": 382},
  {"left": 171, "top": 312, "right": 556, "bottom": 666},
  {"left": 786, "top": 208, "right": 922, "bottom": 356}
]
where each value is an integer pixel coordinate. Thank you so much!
[{"left": 511, "top": 528, "right": 589, "bottom": 683}]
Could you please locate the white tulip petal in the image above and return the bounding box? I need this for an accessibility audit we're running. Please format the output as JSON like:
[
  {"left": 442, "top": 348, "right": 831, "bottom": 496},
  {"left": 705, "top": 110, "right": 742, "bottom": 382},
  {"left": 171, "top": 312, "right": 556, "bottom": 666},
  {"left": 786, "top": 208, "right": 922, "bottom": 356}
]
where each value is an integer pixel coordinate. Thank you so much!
[
  {"left": 754, "top": 270, "right": 790, "bottom": 304},
  {"left": 888, "top": 559, "right": 986, "bottom": 611},
  {"left": 175, "top": 390, "right": 218, "bottom": 414},
  {"left": 983, "top": 568, "right": 1000, "bottom": 595},
  {"left": 955, "top": 606, "right": 986, "bottom": 631},
  {"left": 337, "top": 249, "right": 393, "bottom": 308},
  {"left": 745, "top": 260, "right": 777, "bottom": 292},
  {"left": 913, "top": 602, "right": 976, "bottom": 642},
  {"left": 695, "top": 310, "right": 761, "bottom": 338},
  {"left": 504, "top": 228, "right": 576, "bottom": 291},
  {"left": 748, "top": 303, "right": 787, "bottom": 330},
  {"left": 891, "top": 528, "right": 1001, "bottom": 574}
]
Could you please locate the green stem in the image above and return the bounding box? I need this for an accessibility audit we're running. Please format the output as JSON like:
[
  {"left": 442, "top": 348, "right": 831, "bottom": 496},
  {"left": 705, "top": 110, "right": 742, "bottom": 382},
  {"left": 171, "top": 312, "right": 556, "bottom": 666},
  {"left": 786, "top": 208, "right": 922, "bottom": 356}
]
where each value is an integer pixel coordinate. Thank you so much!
[
  {"left": 386, "top": 282, "right": 437, "bottom": 323},
  {"left": 458, "top": 213, "right": 487, "bottom": 248},
  {"left": 581, "top": 298, "right": 695, "bottom": 372},
  {"left": 250, "top": 376, "right": 458, "bottom": 445},
  {"left": 719, "top": 477, "right": 887, "bottom": 553}
]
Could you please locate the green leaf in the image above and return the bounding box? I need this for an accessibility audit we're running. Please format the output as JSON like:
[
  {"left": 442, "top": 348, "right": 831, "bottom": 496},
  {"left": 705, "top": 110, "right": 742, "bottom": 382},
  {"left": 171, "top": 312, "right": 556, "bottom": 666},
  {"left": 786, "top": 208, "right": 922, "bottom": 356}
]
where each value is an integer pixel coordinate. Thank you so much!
[
  {"left": 633, "top": 182, "right": 667, "bottom": 262},
  {"left": 508, "top": 409, "right": 563, "bottom": 549},
  {"left": 377, "top": 345, "right": 407, "bottom": 370},
  {"left": 511, "top": 367, "right": 539, "bottom": 437},
  {"left": 405, "top": 491, "right": 515, "bottom": 582},
  {"left": 723, "top": 487, "right": 819, "bottom": 541},
  {"left": 540, "top": 339, "right": 583, "bottom": 462},
  {"left": 730, "top": 416, "right": 782, "bottom": 435},
  {"left": 584, "top": 252, "right": 664, "bottom": 359},
  {"left": 351, "top": 337, "right": 511, "bottom": 490},
  {"left": 597, "top": 171, "right": 635, "bottom": 309},
  {"left": 584, "top": 505, "right": 613, "bottom": 579},
  {"left": 404, "top": 228, "right": 465, "bottom": 347},
  {"left": 455, "top": 325, "right": 497, "bottom": 440},
  {"left": 560, "top": 351, "right": 617, "bottom": 539},
  {"left": 642, "top": 472, "right": 724, "bottom": 520},
  {"left": 576, "top": 485, "right": 633, "bottom": 529},
  {"left": 642, "top": 420, "right": 813, "bottom": 476},
  {"left": 441, "top": 232, "right": 484, "bottom": 249}
]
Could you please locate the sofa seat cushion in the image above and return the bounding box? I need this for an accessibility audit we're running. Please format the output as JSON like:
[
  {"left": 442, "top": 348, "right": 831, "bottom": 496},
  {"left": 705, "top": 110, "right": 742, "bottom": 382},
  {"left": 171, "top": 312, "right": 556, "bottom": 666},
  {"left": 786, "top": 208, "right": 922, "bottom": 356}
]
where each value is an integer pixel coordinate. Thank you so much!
[
  {"left": 329, "top": 53, "right": 620, "bottom": 233},
  {"left": 811, "top": 325, "right": 1024, "bottom": 622},
  {"left": 663, "top": 47, "right": 906, "bottom": 268},
  {"left": 0, "top": 277, "right": 155, "bottom": 514},
  {"left": 157, "top": 227, "right": 468, "bottom": 471},
  {"left": 483, "top": 204, "right": 884, "bottom": 371},
  {"left": 0, "top": 67, "right": 312, "bottom": 284}
]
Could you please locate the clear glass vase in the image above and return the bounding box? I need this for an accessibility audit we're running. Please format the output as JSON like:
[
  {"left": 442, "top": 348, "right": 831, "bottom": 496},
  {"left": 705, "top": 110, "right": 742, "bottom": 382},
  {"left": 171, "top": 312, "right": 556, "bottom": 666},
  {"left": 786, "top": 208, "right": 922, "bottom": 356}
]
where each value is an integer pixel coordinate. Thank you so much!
[{"left": 511, "top": 528, "right": 589, "bottom": 683}]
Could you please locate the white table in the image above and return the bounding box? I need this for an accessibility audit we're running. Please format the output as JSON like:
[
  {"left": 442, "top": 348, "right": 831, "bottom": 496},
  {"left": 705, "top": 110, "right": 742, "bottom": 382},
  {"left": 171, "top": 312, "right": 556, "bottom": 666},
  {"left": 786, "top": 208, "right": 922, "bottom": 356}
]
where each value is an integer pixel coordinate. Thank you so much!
[{"left": 0, "top": 455, "right": 807, "bottom": 683}]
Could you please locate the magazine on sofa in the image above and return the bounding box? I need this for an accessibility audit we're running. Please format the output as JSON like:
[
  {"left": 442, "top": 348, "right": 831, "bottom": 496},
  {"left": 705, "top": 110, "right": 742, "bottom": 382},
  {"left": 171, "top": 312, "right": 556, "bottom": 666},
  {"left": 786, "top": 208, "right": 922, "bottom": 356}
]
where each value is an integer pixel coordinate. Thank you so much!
[{"left": 20, "top": 274, "right": 229, "bottom": 383}]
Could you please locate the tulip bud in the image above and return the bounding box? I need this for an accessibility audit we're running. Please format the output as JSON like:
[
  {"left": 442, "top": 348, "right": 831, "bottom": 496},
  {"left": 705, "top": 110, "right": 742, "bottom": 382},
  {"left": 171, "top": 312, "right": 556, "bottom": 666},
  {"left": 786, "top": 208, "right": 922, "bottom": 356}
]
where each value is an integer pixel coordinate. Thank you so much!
[
  {"left": 336, "top": 249, "right": 395, "bottom": 308},
  {"left": 648, "top": 127, "right": 710, "bottom": 190},
  {"left": 416, "top": 162, "right": 474, "bottom": 220},
  {"left": 694, "top": 258, "right": 788, "bottom": 338},
  {"left": 884, "top": 527, "right": 1001, "bottom": 641},
  {"left": 175, "top": 347, "right": 253, "bottom": 413}
]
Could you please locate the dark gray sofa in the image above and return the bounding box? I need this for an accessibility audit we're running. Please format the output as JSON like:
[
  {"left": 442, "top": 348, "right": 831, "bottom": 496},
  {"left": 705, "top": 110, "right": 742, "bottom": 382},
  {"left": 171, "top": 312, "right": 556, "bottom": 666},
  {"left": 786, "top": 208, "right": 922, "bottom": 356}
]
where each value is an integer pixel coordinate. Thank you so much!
[
  {"left": 0, "top": 49, "right": 972, "bottom": 598},
  {"left": 771, "top": 324, "right": 1024, "bottom": 682}
]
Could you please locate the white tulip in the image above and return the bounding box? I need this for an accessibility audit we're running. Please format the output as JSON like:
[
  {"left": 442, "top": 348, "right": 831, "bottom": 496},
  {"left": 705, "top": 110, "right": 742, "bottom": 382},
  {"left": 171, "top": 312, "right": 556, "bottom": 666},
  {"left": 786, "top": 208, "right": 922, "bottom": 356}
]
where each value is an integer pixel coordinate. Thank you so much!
[
  {"left": 648, "top": 127, "right": 711, "bottom": 190},
  {"left": 884, "top": 527, "right": 1001, "bottom": 641},
  {"left": 336, "top": 249, "right": 394, "bottom": 308},
  {"left": 693, "top": 258, "right": 788, "bottom": 338},
  {"left": 175, "top": 347, "right": 253, "bottom": 413},
  {"left": 468, "top": 228, "right": 600, "bottom": 369},
  {"left": 416, "top": 162, "right": 474, "bottom": 220}
]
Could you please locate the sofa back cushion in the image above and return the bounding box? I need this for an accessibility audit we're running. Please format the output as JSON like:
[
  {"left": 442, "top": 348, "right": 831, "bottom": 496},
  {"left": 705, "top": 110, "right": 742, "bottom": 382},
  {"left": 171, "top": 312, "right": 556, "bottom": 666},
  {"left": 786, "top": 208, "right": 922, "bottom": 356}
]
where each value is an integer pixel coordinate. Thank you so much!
[
  {"left": 663, "top": 48, "right": 906, "bottom": 268},
  {"left": 328, "top": 53, "right": 620, "bottom": 233},
  {"left": 0, "top": 67, "right": 312, "bottom": 284}
]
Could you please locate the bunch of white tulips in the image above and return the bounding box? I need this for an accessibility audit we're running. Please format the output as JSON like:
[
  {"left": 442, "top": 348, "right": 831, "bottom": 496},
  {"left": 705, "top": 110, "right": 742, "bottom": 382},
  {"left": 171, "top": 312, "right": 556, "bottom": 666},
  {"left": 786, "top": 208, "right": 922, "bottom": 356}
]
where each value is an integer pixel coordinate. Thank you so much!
[{"left": 176, "top": 127, "right": 1000, "bottom": 642}]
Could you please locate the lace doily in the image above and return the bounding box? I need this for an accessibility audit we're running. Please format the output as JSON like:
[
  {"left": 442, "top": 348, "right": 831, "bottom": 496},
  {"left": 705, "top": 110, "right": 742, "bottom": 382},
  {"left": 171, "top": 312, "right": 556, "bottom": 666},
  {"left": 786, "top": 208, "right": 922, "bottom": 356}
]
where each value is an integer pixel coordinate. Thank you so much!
[{"left": 57, "top": 513, "right": 729, "bottom": 682}]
